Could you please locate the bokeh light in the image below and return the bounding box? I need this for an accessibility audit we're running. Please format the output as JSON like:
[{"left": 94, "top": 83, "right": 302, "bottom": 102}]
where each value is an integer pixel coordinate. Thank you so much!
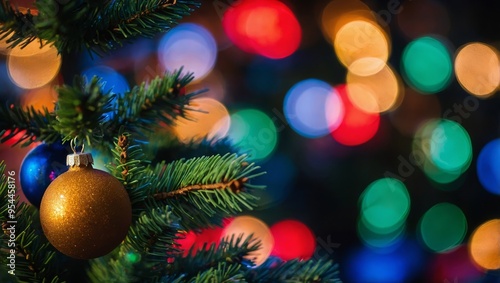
[
  {"left": 321, "top": 0, "right": 376, "bottom": 44},
  {"left": 389, "top": 88, "right": 441, "bottom": 137},
  {"left": 469, "top": 219, "right": 500, "bottom": 270},
  {"left": 158, "top": 23, "right": 217, "bottom": 80},
  {"left": 334, "top": 20, "right": 390, "bottom": 76},
  {"left": 413, "top": 119, "right": 472, "bottom": 184},
  {"left": 270, "top": 219, "right": 316, "bottom": 260},
  {"left": 418, "top": 203, "right": 467, "bottom": 253},
  {"left": 227, "top": 109, "right": 278, "bottom": 161},
  {"left": 360, "top": 178, "right": 410, "bottom": 234},
  {"left": 175, "top": 231, "right": 198, "bottom": 257},
  {"left": 222, "top": 0, "right": 302, "bottom": 59},
  {"left": 7, "top": 40, "right": 62, "bottom": 89},
  {"left": 284, "top": 79, "right": 344, "bottom": 138},
  {"left": 82, "top": 65, "right": 130, "bottom": 95},
  {"left": 346, "top": 239, "right": 423, "bottom": 283},
  {"left": 20, "top": 83, "right": 58, "bottom": 112},
  {"left": 346, "top": 64, "right": 403, "bottom": 113},
  {"left": 358, "top": 218, "right": 406, "bottom": 250},
  {"left": 455, "top": 42, "right": 500, "bottom": 98},
  {"left": 221, "top": 216, "right": 274, "bottom": 267},
  {"left": 402, "top": 36, "right": 453, "bottom": 94},
  {"left": 173, "top": 97, "right": 230, "bottom": 143},
  {"left": 331, "top": 85, "right": 380, "bottom": 146},
  {"left": 477, "top": 138, "right": 500, "bottom": 195}
]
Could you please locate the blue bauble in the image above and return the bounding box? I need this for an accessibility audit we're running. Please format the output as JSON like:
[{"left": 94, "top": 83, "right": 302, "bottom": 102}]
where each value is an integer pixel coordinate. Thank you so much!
[{"left": 20, "top": 142, "right": 70, "bottom": 208}]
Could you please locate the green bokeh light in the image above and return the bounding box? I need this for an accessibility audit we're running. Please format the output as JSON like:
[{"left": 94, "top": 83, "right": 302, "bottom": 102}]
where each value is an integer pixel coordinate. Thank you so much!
[
  {"left": 125, "top": 252, "right": 141, "bottom": 263},
  {"left": 402, "top": 36, "right": 453, "bottom": 93},
  {"left": 358, "top": 217, "right": 406, "bottom": 249},
  {"left": 419, "top": 203, "right": 467, "bottom": 253},
  {"left": 429, "top": 119, "right": 472, "bottom": 172},
  {"left": 360, "top": 178, "right": 411, "bottom": 233},
  {"left": 227, "top": 109, "right": 278, "bottom": 161}
]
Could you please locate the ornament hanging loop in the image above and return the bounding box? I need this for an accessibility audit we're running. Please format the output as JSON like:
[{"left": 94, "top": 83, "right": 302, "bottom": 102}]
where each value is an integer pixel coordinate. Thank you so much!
[{"left": 70, "top": 138, "right": 85, "bottom": 154}]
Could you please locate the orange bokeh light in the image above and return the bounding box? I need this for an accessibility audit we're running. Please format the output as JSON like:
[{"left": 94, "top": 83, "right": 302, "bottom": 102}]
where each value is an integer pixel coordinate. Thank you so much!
[
  {"left": 346, "top": 64, "right": 403, "bottom": 113},
  {"left": 173, "top": 97, "right": 230, "bottom": 143},
  {"left": 469, "top": 219, "right": 500, "bottom": 270},
  {"left": 455, "top": 42, "right": 500, "bottom": 98},
  {"left": 334, "top": 20, "right": 391, "bottom": 76},
  {"left": 222, "top": 0, "right": 302, "bottom": 59}
]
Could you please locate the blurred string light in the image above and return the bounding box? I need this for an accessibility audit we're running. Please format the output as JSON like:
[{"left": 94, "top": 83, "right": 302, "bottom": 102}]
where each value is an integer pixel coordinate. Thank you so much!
[
  {"left": 7, "top": 40, "right": 61, "bottom": 89},
  {"left": 158, "top": 23, "right": 217, "bottom": 81},
  {"left": 331, "top": 85, "right": 379, "bottom": 146},
  {"left": 477, "top": 139, "right": 500, "bottom": 195},
  {"left": 173, "top": 97, "right": 230, "bottom": 143},
  {"left": 227, "top": 109, "right": 278, "bottom": 161},
  {"left": 270, "top": 219, "right": 316, "bottom": 261},
  {"left": 359, "top": 178, "right": 410, "bottom": 242},
  {"left": 357, "top": 218, "right": 406, "bottom": 251},
  {"left": 469, "top": 219, "right": 500, "bottom": 270},
  {"left": 396, "top": 0, "right": 451, "bottom": 39},
  {"left": 346, "top": 239, "right": 423, "bottom": 283},
  {"left": 221, "top": 216, "right": 274, "bottom": 267},
  {"left": 321, "top": 0, "right": 376, "bottom": 45},
  {"left": 412, "top": 119, "right": 472, "bottom": 184},
  {"left": 82, "top": 65, "right": 130, "bottom": 95},
  {"left": 418, "top": 203, "right": 467, "bottom": 253},
  {"left": 333, "top": 20, "right": 390, "bottom": 76},
  {"left": 389, "top": 88, "right": 441, "bottom": 137},
  {"left": 401, "top": 36, "right": 453, "bottom": 94},
  {"left": 455, "top": 42, "right": 500, "bottom": 98},
  {"left": 252, "top": 154, "right": 295, "bottom": 209},
  {"left": 222, "top": 0, "right": 301, "bottom": 59},
  {"left": 283, "top": 79, "right": 344, "bottom": 138},
  {"left": 346, "top": 64, "right": 403, "bottom": 113}
]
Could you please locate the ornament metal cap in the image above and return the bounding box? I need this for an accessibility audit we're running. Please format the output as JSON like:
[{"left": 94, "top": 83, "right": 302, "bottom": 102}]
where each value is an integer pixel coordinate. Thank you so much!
[
  {"left": 66, "top": 152, "right": 94, "bottom": 167},
  {"left": 67, "top": 139, "right": 93, "bottom": 167}
]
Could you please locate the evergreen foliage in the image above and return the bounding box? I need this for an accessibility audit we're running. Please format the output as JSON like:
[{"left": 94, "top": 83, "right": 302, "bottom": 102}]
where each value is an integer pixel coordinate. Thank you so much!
[{"left": 0, "top": 0, "right": 341, "bottom": 282}]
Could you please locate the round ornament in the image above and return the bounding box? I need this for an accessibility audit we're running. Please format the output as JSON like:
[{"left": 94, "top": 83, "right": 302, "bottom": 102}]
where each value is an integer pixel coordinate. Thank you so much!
[
  {"left": 39, "top": 150, "right": 132, "bottom": 259},
  {"left": 20, "top": 142, "right": 69, "bottom": 208}
]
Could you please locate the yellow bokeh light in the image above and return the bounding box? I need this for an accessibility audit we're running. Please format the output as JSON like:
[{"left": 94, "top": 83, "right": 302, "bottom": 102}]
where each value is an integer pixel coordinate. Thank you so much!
[
  {"left": 221, "top": 216, "right": 274, "bottom": 267},
  {"left": 469, "top": 219, "right": 500, "bottom": 270},
  {"left": 346, "top": 64, "right": 403, "bottom": 113},
  {"left": 455, "top": 42, "right": 500, "bottom": 98},
  {"left": 334, "top": 20, "right": 391, "bottom": 76},
  {"left": 173, "top": 97, "right": 230, "bottom": 143},
  {"left": 7, "top": 40, "right": 62, "bottom": 89},
  {"left": 321, "top": 0, "right": 376, "bottom": 44}
]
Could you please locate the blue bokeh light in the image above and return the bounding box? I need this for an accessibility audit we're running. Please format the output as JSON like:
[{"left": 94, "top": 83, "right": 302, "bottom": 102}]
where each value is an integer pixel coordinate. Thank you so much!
[
  {"left": 284, "top": 79, "right": 344, "bottom": 138},
  {"left": 82, "top": 65, "right": 130, "bottom": 95},
  {"left": 477, "top": 138, "right": 500, "bottom": 195}
]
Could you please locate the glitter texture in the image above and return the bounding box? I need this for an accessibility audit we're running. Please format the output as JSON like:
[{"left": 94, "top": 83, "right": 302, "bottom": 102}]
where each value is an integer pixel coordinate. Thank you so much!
[{"left": 40, "top": 162, "right": 132, "bottom": 259}]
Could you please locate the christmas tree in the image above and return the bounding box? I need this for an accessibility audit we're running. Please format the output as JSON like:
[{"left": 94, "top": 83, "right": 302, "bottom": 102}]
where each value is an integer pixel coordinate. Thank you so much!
[{"left": 0, "top": 0, "right": 341, "bottom": 282}]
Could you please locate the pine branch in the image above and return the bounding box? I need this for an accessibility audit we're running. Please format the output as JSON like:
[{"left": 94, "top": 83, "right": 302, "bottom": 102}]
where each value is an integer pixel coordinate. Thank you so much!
[
  {"left": 165, "top": 234, "right": 259, "bottom": 281},
  {"left": 53, "top": 75, "right": 115, "bottom": 148},
  {"left": 0, "top": 162, "right": 63, "bottom": 282},
  {"left": 0, "top": 103, "right": 59, "bottom": 147},
  {"left": 145, "top": 154, "right": 265, "bottom": 230},
  {"left": 0, "top": 1, "right": 38, "bottom": 49},
  {"left": 246, "top": 258, "right": 342, "bottom": 283},
  {"left": 114, "top": 69, "right": 201, "bottom": 138},
  {"left": 177, "top": 262, "right": 247, "bottom": 283}
]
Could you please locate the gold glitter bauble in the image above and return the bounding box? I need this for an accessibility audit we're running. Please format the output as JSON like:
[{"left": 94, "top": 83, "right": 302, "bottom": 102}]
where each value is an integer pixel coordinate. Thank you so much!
[{"left": 40, "top": 153, "right": 132, "bottom": 259}]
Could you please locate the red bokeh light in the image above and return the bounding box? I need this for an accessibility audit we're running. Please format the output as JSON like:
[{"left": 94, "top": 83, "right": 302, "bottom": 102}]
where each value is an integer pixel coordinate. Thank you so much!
[
  {"left": 222, "top": 0, "right": 302, "bottom": 59},
  {"left": 331, "top": 85, "right": 380, "bottom": 146},
  {"left": 175, "top": 231, "right": 197, "bottom": 257},
  {"left": 270, "top": 219, "right": 316, "bottom": 261},
  {"left": 429, "top": 245, "right": 483, "bottom": 283}
]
